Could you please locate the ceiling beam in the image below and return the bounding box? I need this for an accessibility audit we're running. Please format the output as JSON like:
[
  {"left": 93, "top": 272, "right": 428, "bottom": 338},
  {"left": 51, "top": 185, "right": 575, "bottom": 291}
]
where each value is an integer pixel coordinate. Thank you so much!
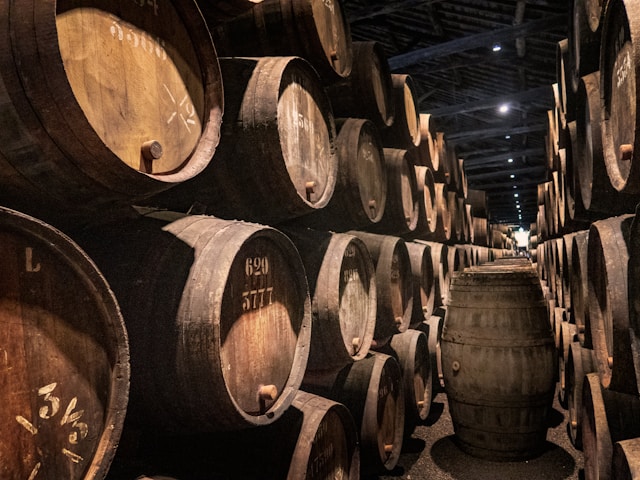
[
  {"left": 474, "top": 177, "right": 546, "bottom": 190},
  {"left": 347, "top": 0, "right": 445, "bottom": 23},
  {"left": 448, "top": 123, "right": 547, "bottom": 142},
  {"left": 466, "top": 165, "right": 547, "bottom": 182},
  {"left": 464, "top": 147, "right": 546, "bottom": 169},
  {"left": 425, "top": 86, "right": 553, "bottom": 117},
  {"left": 387, "top": 14, "right": 565, "bottom": 70}
]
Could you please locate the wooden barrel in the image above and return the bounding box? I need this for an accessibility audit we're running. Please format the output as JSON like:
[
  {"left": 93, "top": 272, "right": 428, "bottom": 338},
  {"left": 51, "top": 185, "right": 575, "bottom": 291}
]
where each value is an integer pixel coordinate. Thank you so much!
[
  {"left": 366, "top": 148, "right": 420, "bottom": 236},
  {"left": 582, "top": 373, "right": 640, "bottom": 480},
  {"left": 562, "top": 232, "right": 576, "bottom": 313},
  {"left": 575, "top": 72, "right": 638, "bottom": 215},
  {"left": 302, "top": 353, "right": 405, "bottom": 476},
  {"left": 382, "top": 74, "right": 421, "bottom": 150},
  {"left": 600, "top": 0, "right": 640, "bottom": 193},
  {"left": 75, "top": 213, "right": 312, "bottom": 432},
  {"left": 566, "top": 341, "right": 596, "bottom": 449},
  {"left": 325, "top": 41, "right": 395, "bottom": 128},
  {"left": 294, "top": 117, "right": 387, "bottom": 232},
  {"left": 557, "top": 38, "right": 575, "bottom": 124},
  {"left": 432, "top": 132, "right": 451, "bottom": 184},
  {"left": 571, "top": 230, "right": 590, "bottom": 346},
  {"left": 282, "top": 228, "right": 377, "bottom": 371},
  {"left": 209, "top": 0, "right": 352, "bottom": 81},
  {"left": 347, "top": 232, "right": 413, "bottom": 342},
  {"left": 448, "top": 191, "right": 462, "bottom": 244},
  {"left": 442, "top": 266, "right": 555, "bottom": 460},
  {"left": 433, "top": 182, "right": 452, "bottom": 243},
  {"left": 406, "top": 241, "right": 435, "bottom": 326},
  {"left": 194, "top": 0, "right": 263, "bottom": 25},
  {"left": 389, "top": 329, "right": 432, "bottom": 435},
  {"left": 630, "top": 209, "right": 640, "bottom": 396},
  {"left": 0, "top": 207, "right": 130, "bottom": 480},
  {"left": 0, "top": 1, "right": 223, "bottom": 222},
  {"left": 417, "top": 113, "right": 439, "bottom": 170},
  {"left": 613, "top": 437, "right": 640, "bottom": 479},
  {"left": 587, "top": 214, "right": 638, "bottom": 395},
  {"left": 416, "top": 241, "right": 448, "bottom": 309},
  {"left": 419, "top": 313, "right": 445, "bottom": 394},
  {"left": 146, "top": 56, "right": 338, "bottom": 225},
  {"left": 570, "top": 0, "right": 602, "bottom": 92},
  {"left": 411, "top": 165, "right": 438, "bottom": 238}
]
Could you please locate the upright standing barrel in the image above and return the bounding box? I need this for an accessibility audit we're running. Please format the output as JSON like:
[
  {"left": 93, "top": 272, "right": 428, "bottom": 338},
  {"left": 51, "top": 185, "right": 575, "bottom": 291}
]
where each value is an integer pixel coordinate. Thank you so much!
[
  {"left": 74, "top": 213, "right": 311, "bottom": 433},
  {"left": 441, "top": 265, "right": 556, "bottom": 460},
  {"left": 0, "top": 207, "right": 130, "bottom": 480},
  {"left": 0, "top": 1, "right": 223, "bottom": 222}
]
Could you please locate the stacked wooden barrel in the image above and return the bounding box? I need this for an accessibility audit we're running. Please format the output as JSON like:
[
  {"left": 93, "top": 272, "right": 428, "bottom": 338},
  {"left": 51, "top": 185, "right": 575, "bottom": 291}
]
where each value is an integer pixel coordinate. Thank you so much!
[
  {"left": 536, "top": 2, "right": 640, "bottom": 478},
  {"left": 0, "top": 0, "right": 550, "bottom": 478}
]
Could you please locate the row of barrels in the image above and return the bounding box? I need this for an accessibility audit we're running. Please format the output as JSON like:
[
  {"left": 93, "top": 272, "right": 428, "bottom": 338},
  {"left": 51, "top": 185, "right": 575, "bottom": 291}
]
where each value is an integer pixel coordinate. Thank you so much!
[
  {"left": 0, "top": 0, "right": 495, "bottom": 250},
  {"left": 534, "top": 213, "right": 640, "bottom": 479},
  {"left": 0, "top": 203, "right": 516, "bottom": 479},
  {"left": 538, "top": 0, "right": 640, "bottom": 242}
]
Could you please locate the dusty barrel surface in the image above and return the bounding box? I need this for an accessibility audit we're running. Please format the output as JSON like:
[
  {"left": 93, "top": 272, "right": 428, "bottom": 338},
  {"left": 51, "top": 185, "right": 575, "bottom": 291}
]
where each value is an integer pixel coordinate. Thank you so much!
[
  {"left": 571, "top": 229, "right": 590, "bottom": 346},
  {"left": 348, "top": 231, "right": 413, "bottom": 341},
  {"left": 441, "top": 265, "right": 556, "bottom": 460},
  {"left": 600, "top": 0, "right": 640, "bottom": 193},
  {"left": 75, "top": 213, "right": 311, "bottom": 432},
  {"left": 148, "top": 56, "right": 338, "bottom": 225},
  {"left": 326, "top": 41, "right": 395, "bottom": 128},
  {"left": 294, "top": 117, "right": 387, "bottom": 232},
  {"left": 0, "top": 207, "right": 130, "bottom": 480},
  {"left": 209, "top": 0, "right": 352, "bottom": 81},
  {"left": 0, "top": 1, "right": 223, "bottom": 219},
  {"left": 282, "top": 228, "right": 377, "bottom": 371}
]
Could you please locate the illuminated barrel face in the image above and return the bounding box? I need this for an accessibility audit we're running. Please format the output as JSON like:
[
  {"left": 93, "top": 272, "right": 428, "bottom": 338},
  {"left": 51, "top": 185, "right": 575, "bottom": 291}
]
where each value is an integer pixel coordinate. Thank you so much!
[{"left": 56, "top": 1, "right": 206, "bottom": 175}]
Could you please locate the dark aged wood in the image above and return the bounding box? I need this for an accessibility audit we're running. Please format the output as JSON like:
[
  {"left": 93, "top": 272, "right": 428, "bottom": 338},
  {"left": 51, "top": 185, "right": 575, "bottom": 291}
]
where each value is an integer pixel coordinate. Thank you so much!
[
  {"left": 302, "top": 353, "right": 405, "bottom": 476},
  {"left": 410, "top": 166, "right": 438, "bottom": 238},
  {"left": 209, "top": 0, "right": 353, "bottom": 81},
  {"left": 326, "top": 41, "right": 395, "bottom": 129},
  {"left": 600, "top": 0, "right": 640, "bottom": 193},
  {"left": 0, "top": 0, "right": 222, "bottom": 221},
  {"left": 405, "top": 241, "right": 435, "bottom": 326},
  {"left": 0, "top": 207, "right": 130, "bottom": 480},
  {"left": 74, "top": 214, "right": 312, "bottom": 433},
  {"left": 587, "top": 214, "right": 638, "bottom": 396}
]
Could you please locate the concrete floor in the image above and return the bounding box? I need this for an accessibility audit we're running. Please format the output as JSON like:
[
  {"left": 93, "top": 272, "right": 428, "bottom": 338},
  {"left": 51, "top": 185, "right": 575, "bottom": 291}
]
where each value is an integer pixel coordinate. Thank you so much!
[{"left": 375, "top": 391, "right": 584, "bottom": 480}]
